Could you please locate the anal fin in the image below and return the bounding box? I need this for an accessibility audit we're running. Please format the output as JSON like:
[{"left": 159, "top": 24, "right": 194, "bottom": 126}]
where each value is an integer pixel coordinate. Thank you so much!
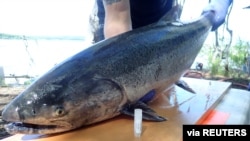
[
  {"left": 121, "top": 101, "right": 167, "bottom": 122},
  {"left": 175, "top": 79, "right": 196, "bottom": 94}
]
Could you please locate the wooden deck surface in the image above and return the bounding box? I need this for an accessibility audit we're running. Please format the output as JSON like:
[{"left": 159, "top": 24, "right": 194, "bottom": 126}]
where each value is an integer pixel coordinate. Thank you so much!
[{"left": 2, "top": 77, "right": 244, "bottom": 141}]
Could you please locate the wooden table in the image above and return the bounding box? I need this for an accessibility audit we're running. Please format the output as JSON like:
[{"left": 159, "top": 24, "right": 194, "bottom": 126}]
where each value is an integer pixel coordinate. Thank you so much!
[{"left": 3, "top": 77, "right": 242, "bottom": 141}]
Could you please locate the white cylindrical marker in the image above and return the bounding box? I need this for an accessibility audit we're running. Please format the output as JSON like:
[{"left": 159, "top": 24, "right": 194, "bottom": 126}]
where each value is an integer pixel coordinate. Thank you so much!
[{"left": 134, "top": 109, "right": 142, "bottom": 137}]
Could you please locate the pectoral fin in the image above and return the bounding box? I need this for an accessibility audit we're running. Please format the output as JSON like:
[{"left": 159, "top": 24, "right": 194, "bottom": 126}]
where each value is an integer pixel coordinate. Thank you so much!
[{"left": 121, "top": 101, "right": 167, "bottom": 122}]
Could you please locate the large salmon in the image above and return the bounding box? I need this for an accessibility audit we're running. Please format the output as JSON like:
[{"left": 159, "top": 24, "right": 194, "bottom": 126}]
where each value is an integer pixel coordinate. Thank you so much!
[{"left": 2, "top": 7, "right": 215, "bottom": 134}]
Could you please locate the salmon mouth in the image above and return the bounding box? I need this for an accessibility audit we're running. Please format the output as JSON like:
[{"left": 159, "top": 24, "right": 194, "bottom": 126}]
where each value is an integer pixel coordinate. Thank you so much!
[{"left": 4, "top": 122, "right": 66, "bottom": 134}]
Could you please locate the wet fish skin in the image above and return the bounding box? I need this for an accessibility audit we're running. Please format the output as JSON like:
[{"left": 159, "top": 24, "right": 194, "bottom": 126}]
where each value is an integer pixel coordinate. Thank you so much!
[{"left": 2, "top": 8, "right": 214, "bottom": 134}]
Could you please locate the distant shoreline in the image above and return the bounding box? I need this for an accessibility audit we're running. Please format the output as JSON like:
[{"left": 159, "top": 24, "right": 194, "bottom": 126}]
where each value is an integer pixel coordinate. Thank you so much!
[{"left": 0, "top": 33, "right": 86, "bottom": 41}]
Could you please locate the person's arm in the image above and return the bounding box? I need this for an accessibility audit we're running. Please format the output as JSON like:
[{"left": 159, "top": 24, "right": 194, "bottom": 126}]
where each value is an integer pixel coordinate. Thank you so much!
[
  {"left": 202, "top": 0, "right": 233, "bottom": 31},
  {"left": 103, "top": 0, "right": 132, "bottom": 39}
]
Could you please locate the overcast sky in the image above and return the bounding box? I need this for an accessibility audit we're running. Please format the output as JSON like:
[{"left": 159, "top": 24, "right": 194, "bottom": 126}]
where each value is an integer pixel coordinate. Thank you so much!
[
  {"left": 182, "top": 0, "right": 250, "bottom": 42},
  {"left": 0, "top": 0, "right": 94, "bottom": 36},
  {"left": 0, "top": 0, "right": 250, "bottom": 41}
]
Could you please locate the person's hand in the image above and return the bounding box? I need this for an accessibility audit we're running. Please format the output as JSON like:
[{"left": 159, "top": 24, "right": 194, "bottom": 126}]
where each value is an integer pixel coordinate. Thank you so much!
[{"left": 202, "top": 0, "right": 233, "bottom": 31}]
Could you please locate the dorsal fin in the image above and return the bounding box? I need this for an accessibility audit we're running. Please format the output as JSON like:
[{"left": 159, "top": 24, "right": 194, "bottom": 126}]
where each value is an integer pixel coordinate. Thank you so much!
[{"left": 157, "top": 5, "right": 182, "bottom": 23}]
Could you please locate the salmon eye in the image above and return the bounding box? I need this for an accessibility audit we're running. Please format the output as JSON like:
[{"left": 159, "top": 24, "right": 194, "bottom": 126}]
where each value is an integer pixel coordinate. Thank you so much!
[{"left": 55, "top": 106, "right": 65, "bottom": 117}]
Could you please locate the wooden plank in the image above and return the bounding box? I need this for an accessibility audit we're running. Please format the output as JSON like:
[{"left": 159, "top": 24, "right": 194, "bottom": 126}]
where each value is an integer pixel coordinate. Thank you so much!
[{"left": 1, "top": 78, "right": 231, "bottom": 141}]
